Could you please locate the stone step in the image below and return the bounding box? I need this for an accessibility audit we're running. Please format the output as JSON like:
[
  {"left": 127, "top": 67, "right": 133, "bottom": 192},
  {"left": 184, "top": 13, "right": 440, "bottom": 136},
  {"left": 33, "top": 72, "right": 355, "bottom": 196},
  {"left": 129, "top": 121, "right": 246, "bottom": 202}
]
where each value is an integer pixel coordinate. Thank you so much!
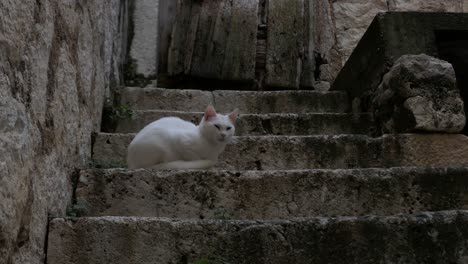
[
  {"left": 108, "top": 110, "right": 375, "bottom": 135},
  {"left": 119, "top": 87, "right": 350, "bottom": 113},
  {"left": 77, "top": 167, "right": 468, "bottom": 219},
  {"left": 92, "top": 133, "right": 468, "bottom": 170},
  {"left": 48, "top": 210, "right": 468, "bottom": 264}
]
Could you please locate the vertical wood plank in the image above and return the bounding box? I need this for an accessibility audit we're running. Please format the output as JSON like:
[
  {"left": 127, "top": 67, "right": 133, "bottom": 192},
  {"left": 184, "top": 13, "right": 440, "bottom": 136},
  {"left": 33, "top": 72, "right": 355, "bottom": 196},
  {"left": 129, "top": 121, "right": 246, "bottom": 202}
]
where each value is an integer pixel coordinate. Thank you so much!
[{"left": 266, "top": 0, "right": 306, "bottom": 88}]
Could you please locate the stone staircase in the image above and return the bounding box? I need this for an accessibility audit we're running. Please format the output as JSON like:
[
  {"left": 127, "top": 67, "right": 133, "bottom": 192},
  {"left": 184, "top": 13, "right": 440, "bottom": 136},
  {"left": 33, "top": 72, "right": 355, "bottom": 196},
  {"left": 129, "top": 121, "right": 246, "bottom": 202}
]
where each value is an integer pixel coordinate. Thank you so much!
[{"left": 47, "top": 86, "right": 468, "bottom": 263}]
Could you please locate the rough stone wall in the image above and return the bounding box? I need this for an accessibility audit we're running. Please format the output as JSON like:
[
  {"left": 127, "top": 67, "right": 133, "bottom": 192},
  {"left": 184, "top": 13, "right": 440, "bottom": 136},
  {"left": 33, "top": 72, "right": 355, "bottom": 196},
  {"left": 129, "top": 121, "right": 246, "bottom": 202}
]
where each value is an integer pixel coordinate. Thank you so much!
[
  {"left": 316, "top": 0, "right": 468, "bottom": 81},
  {"left": 0, "top": 1, "right": 125, "bottom": 263}
]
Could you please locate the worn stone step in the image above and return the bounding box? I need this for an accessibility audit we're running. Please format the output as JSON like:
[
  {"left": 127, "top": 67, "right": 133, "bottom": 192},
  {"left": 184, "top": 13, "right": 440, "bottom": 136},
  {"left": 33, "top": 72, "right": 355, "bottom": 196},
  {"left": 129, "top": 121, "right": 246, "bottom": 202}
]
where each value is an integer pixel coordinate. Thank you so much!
[
  {"left": 77, "top": 167, "right": 468, "bottom": 219},
  {"left": 92, "top": 133, "right": 468, "bottom": 170},
  {"left": 108, "top": 110, "right": 375, "bottom": 135},
  {"left": 119, "top": 87, "right": 349, "bottom": 113},
  {"left": 48, "top": 210, "right": 468, "bottom": 264}
]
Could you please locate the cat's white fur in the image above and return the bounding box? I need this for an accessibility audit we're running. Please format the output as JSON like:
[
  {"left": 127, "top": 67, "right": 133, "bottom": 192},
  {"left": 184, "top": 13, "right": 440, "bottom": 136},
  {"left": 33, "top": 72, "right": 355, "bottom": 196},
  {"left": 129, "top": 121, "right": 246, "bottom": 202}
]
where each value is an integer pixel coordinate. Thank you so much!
[{"left": 127, "top": 106, "right": 238, "bottom": 170}]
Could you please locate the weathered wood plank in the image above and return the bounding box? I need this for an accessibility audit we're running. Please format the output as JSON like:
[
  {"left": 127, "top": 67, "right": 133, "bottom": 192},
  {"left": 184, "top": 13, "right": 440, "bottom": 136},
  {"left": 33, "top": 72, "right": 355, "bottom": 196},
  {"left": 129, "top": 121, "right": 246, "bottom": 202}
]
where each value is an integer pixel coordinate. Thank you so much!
[
  {"left": 220, "top": 0, "right": 259, "bottom": 80},
  {"left": 266, "top": 0, "right": 306, "bottom": 88},
  {"left": 167, "top": 0, "right": 258, "bottom": 82},
  {"left": 167, "top": 0, "right": 201, "bottom": 76},
  {"left": 157, "top": 0, "right": 178, "bottom": 73},
  {"left": 189, "top": 0, "right": 228, "bottom": 78}
]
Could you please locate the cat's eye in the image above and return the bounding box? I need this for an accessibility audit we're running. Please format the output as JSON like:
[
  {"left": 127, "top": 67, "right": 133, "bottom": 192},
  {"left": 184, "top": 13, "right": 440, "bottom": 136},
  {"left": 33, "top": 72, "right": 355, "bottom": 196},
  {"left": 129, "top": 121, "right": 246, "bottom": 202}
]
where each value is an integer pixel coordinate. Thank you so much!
[
  {"left": 214, "top": 124, "right": 221, "bottom": 130},
  {"left": 226, "top": 126, "right": 232, "bottom": 130}
]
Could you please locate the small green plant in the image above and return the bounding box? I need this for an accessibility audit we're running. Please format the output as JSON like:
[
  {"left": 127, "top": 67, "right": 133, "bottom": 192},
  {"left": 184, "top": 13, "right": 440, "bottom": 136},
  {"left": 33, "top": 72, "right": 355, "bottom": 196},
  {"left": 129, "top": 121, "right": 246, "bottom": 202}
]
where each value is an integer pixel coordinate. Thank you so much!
[
  {"left": 110, "top": 104, "right": 134, "bottom": 122},
  {"left": 66, "top": 199, "right": 91, "bottom": 217},
  {"left": 194, "top": 258, "right": 210, "bottom": 264}
]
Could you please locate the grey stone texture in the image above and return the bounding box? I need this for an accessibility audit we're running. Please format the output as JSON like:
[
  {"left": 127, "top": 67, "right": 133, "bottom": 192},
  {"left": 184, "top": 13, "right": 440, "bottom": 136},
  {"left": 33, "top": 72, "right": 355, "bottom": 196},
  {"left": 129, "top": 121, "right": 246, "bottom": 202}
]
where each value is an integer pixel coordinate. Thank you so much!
[
  {"left": 109, "top": 110, "right": 374, "bottom": 135},
  {"left": 0, "top": 1, "right": 125, "bottom": 263},
  {"left": 119, "top": 87, "right": 349, "bottom": 113},
  {"left": 48, "top": 211, "right": 468, "bottom": 264},
  {"left": 92, "top": 133, "right": 468, "bottom": 170},
  {"left": 167, "top": 0, "right": 259, "bottom": 81},
  {"left": 331, "top": 0, "right": 388, "bottom": 71},
  {"left": 373, "top": 54, "right": 465, "bottom": 133},
  {"left": 77, "top": 167, "right": 468, "bottom": 219},
  {"left": 128, "top": 0, "right": 159, "bottom": 78}
]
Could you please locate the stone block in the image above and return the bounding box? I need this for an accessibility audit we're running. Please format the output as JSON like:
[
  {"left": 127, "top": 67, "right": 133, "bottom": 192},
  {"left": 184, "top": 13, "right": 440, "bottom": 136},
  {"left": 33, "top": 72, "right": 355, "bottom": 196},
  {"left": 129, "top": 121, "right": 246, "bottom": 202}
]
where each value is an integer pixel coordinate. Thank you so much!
[{"left": 373, "top": 54, "right": 465, "bottom": 133}]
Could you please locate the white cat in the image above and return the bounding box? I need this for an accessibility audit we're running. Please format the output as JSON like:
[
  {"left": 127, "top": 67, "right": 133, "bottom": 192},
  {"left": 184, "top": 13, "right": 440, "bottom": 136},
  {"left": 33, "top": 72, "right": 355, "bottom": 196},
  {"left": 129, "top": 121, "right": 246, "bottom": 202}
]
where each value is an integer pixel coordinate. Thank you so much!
[{"left": 127, "top": 105, "right": 238, "bottom": 170}]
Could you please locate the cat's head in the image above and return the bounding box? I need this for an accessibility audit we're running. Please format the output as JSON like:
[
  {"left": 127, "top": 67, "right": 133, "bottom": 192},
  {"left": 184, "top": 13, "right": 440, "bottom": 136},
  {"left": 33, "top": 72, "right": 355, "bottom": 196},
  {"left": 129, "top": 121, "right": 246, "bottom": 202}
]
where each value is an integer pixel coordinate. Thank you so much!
[{"left": 199, "top": 105, "right": 238, "bottom": 144}]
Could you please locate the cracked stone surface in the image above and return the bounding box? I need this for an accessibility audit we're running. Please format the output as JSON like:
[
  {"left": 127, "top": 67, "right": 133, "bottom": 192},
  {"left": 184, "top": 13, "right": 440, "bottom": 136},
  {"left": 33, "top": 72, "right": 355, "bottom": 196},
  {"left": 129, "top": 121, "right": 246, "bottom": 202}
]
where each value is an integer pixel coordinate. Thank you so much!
[
  {"left": 119, "top": 87, "right": 349, "bottom": 113},
  {"left": 76, "top": 167, "right": 468, "bottom": 219},
  {"left": 109, "top": 110, "right": 374, "bottom": 135},
  {"left": 47, "top": 211, "right": 468, "bottom": 264},
  {"left": 92, "top": 133, "right": 468, "bottom": 170}
]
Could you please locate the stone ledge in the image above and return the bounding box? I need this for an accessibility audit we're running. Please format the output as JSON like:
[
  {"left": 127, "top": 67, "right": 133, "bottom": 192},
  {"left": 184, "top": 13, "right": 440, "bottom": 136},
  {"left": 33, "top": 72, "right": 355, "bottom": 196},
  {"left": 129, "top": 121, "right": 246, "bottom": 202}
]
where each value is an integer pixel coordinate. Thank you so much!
[
  {"left": 119, "top": 87, "right": 350, "bottom": 113},
  {"left": 92, "top": 133, "right": 468, "bottom": 170},
  {"left": 48, "top": 210, "right": 468, "bottom": 264},
  {"left": 77, "top": 167, "right": 468, "bottom": 218},
  {"left": 110, "top": 110, "right": 375, "bottom": 135}
]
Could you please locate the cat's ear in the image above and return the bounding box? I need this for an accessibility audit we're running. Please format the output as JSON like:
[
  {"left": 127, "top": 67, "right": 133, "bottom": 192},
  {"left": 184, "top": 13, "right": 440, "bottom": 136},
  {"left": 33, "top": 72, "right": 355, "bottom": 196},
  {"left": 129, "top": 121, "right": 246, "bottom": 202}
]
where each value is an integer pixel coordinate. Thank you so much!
[
  {"left": 204, "top": 105, "right": 217, "bottom": 121},
  {"left": 228, "top": 108, "right": 239, "bottom": 124}
]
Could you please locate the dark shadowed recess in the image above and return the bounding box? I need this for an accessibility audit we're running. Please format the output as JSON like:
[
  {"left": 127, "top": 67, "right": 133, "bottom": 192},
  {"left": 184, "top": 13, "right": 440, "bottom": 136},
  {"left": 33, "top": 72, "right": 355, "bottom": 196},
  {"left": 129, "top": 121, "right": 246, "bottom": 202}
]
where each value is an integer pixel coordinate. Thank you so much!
[{"left": 436, "top": 30, "right": 468, "bottom": 134}]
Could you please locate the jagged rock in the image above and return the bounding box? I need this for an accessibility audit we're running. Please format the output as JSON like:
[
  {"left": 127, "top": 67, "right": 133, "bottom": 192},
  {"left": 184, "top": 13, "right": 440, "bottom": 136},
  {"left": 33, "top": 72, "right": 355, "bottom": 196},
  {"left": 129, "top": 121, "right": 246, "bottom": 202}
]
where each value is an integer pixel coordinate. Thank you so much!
[{"left": 373, "top": 54, "right": 466, "bottom": 133}]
